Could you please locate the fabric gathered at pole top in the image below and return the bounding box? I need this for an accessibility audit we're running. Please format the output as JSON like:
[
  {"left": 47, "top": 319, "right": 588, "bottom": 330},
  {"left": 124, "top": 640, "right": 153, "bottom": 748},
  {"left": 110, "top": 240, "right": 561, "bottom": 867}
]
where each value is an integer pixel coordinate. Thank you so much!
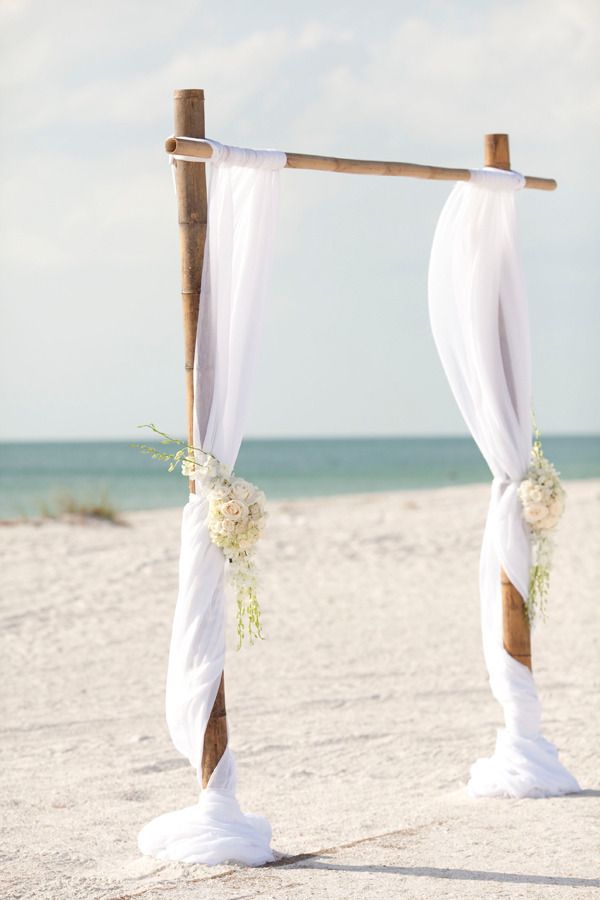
[
  {"left": 469, "top": 167, "right": 526, "bottom": 191},
  {"left": 171, "top": 136, "right": 288, "bottom": 170}
]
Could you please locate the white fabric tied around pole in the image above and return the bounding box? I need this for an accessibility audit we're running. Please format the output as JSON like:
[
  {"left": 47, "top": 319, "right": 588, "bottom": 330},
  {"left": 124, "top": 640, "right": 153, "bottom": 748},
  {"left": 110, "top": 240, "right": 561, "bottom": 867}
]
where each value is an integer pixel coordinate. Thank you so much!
[
  {"left": 139, "top": 143, "right": 285, "bottom": 866},
  {"left": 469, "top": 166, "right": 526, "bottom": 191},
  {"left": 171, "top": 136, "right": 288, "bottom": 170},
  {"left": 428, "top": 174, "right": 580, "bottom": 798}
]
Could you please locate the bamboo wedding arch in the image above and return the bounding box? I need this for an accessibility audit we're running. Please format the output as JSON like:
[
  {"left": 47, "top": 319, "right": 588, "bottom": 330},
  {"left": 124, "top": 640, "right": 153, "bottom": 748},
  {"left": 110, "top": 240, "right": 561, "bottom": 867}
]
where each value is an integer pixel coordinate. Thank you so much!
[{"left": 169, "top": 87, "right": 553, "bottom": 788}]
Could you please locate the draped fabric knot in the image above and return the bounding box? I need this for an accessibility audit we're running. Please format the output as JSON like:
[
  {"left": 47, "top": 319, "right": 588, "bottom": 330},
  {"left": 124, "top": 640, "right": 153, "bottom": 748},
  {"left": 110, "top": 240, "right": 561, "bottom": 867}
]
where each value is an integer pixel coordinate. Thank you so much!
[
  {"left": 469, "top": 167, "right": 525, "bottom": 192},
  {"left": 492, "top": 475, "right": 520, "bottom": 488},
  {"left": 491, "top": 476, "right": 523, "bottom": 506}
]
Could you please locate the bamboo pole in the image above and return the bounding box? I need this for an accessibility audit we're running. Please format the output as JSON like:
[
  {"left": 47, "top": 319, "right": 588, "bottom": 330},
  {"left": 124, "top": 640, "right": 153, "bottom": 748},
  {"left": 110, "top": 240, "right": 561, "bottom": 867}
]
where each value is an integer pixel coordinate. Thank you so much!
[
  {"left": 173, "top": 90, "right": 206, "bottom": 491},
  {"left": 165, "top": 136, "right": 557, "bottom": 191},
  {"left": 485, "top": 133, "right": 533, "bottom": 672},
  {"left": 501, "top": 569, "right": 532, "bottom": 669},
  {"left": 173, "top": 88, "right": 228, "bottom": 786}
]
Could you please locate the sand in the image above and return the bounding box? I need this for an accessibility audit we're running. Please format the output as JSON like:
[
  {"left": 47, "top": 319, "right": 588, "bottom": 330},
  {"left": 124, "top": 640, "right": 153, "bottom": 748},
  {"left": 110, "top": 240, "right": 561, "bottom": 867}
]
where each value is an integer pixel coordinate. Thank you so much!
[{"left": 1, "top": 481, "right": 599, "bottom": 899}]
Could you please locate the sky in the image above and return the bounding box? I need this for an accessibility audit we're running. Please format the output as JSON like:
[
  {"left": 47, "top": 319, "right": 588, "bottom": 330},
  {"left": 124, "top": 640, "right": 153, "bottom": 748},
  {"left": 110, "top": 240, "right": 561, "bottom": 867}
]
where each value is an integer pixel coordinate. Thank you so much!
[{"left": 0, "top": 0, "right": 598, "bottom": 440}]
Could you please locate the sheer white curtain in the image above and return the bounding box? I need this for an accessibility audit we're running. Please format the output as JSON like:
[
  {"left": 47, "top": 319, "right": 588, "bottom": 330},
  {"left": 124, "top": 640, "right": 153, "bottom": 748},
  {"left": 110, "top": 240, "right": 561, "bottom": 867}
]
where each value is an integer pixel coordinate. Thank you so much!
[
  {"left": 138, "top": 140, "right": 286, "bottom": 865},
  {"left": 428, "top": 168, "right": 580, "bottom": 798}
]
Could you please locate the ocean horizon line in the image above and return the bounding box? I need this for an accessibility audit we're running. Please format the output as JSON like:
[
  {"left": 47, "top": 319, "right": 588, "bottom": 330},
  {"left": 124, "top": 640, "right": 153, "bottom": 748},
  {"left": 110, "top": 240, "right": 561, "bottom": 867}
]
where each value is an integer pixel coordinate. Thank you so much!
[
  {"left": 2, "top": 431, "right": 599, "bottom": 445},
  {"left": 1, "top": 434, "right": 598, "bottom": 519}
]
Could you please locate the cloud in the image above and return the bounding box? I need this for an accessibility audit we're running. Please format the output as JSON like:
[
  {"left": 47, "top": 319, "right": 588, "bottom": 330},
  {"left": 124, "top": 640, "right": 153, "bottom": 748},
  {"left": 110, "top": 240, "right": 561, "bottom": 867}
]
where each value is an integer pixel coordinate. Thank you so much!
[
  {"left": 0, "top": 0, "right": 598, "bottom": 438},
  {"left": 1, "top": 38, "right": 280, "bottom": 133},
  {"left": 0, "top": 21, "right": 360, "bottom": 269},
  {"left": 0, "top": 149, "right": 174, "bottom": 270},
  {"left": 296, "top": 22, "right": 354, "bottom": 50},
  {"left": 2, "top": 1, "right": 598, "bottom": 272},
  {"left": 293, "top": 0, "right": 600, "bottom": 157}
]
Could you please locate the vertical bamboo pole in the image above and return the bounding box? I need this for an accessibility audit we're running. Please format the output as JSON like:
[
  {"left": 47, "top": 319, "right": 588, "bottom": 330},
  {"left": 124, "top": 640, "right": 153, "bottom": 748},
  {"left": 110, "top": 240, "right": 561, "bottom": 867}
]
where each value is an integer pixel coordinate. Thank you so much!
[
  {"left": 174, "top": 89, "right": 229, "bottom": 785},
  {"left": 501, "top": 569, "right": 532, "bottom": 669},
  {"left": 174, "top": 88, "right": 206, "bottom": 484},
  {"left": 484, "top": 133, "right": 511, "bottom": 172},
  {"left": 484, "top": 133, "right": 533, "bottom": 672}
]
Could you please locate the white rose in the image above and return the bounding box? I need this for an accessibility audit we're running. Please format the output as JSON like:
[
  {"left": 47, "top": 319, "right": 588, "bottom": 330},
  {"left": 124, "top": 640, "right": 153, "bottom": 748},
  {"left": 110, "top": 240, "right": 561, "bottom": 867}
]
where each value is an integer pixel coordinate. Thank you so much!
[
  {"left": 540, "top": 514, "right": 560, "bottom": 531},
  {"left": 523, "top": 503, "right": 549, "bottom": 525},
  {"left": 549, "top": 498, "right": 564, "bottom": 517},
  {"left": 220, "top": 499, "right": 248, "bottom": 522}
]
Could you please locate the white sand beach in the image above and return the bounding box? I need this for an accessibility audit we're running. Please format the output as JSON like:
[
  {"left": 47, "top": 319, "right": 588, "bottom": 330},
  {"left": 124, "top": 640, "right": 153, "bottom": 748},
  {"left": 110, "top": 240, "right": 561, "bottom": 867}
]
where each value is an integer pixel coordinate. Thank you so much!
[{"left": 1, "top": 481, "right": 599, "bottom": 899}]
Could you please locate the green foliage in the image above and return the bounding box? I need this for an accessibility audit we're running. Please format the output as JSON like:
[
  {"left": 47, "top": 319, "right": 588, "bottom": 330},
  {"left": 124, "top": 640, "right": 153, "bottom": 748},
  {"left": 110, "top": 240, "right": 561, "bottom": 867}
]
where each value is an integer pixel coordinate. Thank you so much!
[
  {"left": 235, "top": 583, "right": 265, "bottom": 650},
  {"left": 132, "top": 423, "right": 192, "bottom": 473}
]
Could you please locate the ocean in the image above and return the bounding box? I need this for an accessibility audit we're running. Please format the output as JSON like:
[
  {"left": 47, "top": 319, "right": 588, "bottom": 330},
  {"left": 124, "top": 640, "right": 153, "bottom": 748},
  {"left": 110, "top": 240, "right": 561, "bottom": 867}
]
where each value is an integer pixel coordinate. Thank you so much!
[{"left": 0, "top": 435, "right": 598, "bottom": 520}]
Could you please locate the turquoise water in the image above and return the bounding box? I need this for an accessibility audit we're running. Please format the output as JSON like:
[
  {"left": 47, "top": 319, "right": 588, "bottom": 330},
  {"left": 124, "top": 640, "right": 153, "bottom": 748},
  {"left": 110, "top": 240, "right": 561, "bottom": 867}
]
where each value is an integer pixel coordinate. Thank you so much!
[{"left": 0, "top": 436, "right": 598, "bottom": 519}]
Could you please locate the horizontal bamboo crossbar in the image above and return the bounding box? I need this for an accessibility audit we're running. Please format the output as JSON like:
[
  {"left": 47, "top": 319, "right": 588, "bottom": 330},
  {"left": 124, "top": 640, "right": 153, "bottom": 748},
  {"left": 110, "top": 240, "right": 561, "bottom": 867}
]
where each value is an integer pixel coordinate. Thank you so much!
[{"left": 165, "top": 136, "right": 557, "bottom": 191}]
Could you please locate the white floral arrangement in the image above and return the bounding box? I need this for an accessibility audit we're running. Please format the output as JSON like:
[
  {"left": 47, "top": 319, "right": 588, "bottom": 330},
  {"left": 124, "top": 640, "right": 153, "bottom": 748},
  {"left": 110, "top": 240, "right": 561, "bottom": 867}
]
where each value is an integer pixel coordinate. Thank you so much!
[
  {"left": 518, "top": 429, "right": 565, "bottom": 622},
  {"left": 136, "top": 424, "right": 266, "bottom": 647}
]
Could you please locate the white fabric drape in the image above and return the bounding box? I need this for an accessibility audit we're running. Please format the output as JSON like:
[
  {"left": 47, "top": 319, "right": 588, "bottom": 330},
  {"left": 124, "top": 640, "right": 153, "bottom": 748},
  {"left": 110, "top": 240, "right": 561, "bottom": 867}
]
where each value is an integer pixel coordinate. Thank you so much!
[
  {"left": 428, "top": 167, "right": 580, "bottom": 798},
  {"left": 138, "top": 141, "right": 286, "bottom": 865}
]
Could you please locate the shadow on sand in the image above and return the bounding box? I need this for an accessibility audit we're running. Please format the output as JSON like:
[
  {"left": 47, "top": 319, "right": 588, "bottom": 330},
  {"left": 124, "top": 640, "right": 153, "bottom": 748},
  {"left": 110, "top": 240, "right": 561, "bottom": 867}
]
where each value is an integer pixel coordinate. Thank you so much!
[
  {"left": 290, "top": 861, "right": 599, "bottom": 888},
  {"left": 268, "top": 790, "right": 600, "bottom": 887}
]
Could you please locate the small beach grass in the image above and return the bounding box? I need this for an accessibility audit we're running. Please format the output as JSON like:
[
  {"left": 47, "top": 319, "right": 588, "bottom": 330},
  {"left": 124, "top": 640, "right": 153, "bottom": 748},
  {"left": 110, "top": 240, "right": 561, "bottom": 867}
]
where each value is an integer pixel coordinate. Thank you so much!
[{"left": 37, "top": 490, "right": 125, "bottom": 525}]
